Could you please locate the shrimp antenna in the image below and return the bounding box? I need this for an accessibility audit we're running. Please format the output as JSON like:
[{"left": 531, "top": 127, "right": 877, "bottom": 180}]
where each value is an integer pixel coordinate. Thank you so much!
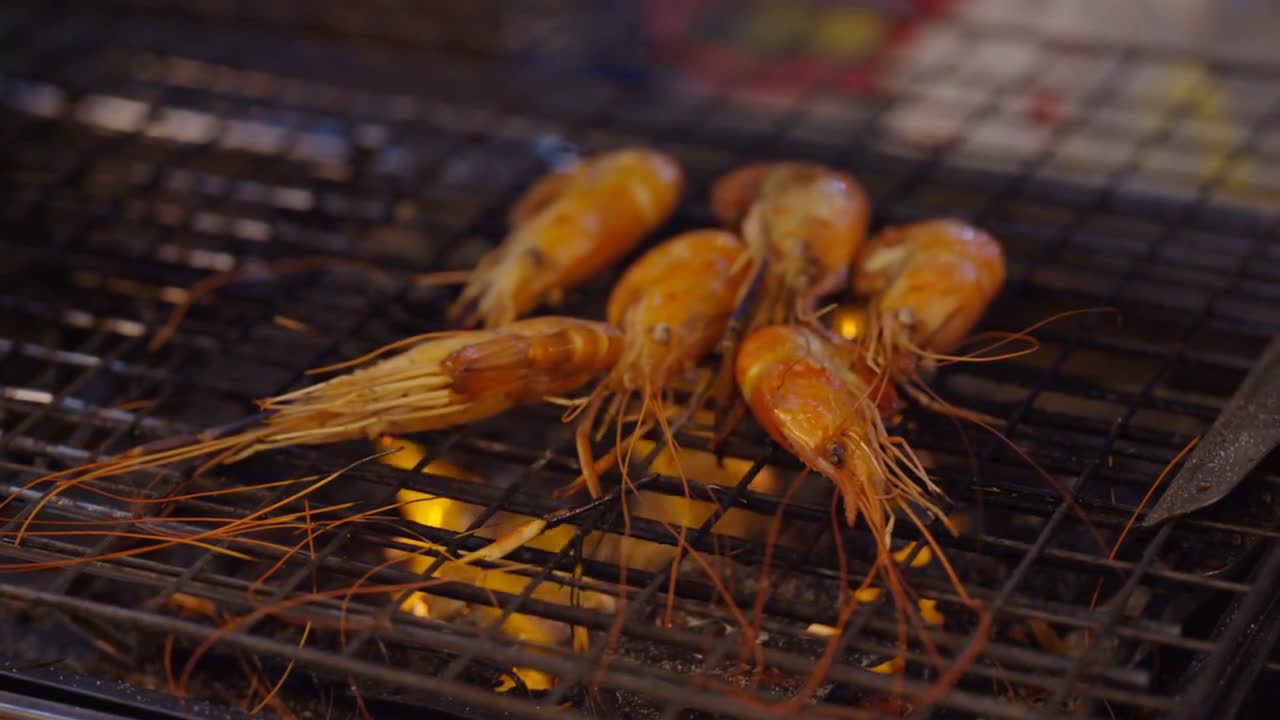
[
  {"left": 571, "top": 385, "right": 609, "bottom": 496},
  {"left": 4, "top": 414, "right": 277, "bottom": 544},
  {"left": 827, "top": 381, "right": 993, "bottom": 710},
  {"left": 304, "top": 331, "right": 458, "bottom": 375},
  {"left": 873, "top": 490, "right": 993, "bottom": 712},
  {"left": 933, "top": 327, "right": 1041, "bottom": 364},
  {"left": 643, "top": 381, "right": 695, "bottom": 629},
  {"left": 905, "top": 363, "right": 1110, "bottom": 556},
  {"left": 550, "top": 394, "right": 592, "bottom": 417},
  {"left": 149, "top": 256, "right": 397, "bottom": 352},
  {"left": 923, "top": 307, "right": 1119, "bottom": 367},
  {"left": 1088, "top": 435, "right": 1200, "bottom": 612},
  {"left": 878, "top": 306, "right": 1122, "bottom": 557}
]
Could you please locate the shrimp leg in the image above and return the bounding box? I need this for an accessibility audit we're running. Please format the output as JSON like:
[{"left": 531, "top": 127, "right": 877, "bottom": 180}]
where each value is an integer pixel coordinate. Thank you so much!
[
  {"left": 711, "top": 252, "right": 771, "bottom": 442},
  {"left": 574, "top": 389, "right": 608, "bottom": 498}
]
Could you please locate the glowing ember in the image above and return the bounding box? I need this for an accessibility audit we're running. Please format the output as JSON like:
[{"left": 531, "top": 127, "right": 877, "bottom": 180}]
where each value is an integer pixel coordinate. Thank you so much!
[
  {"left": 167, "top": 592, "right": 217, "bottom": 618},
  {"left": 854, "top": 587, "right": 882, "bottom": 603},
  {"left": 869, "top": 657, "right": 905, "bottom": 675},
  {"left": 918, "top": 598, "right": 944, "bottom": 627},
  {"left": 377, "top": 435, "right": 476, "bottom": 481},
  {"left": 389, "top": 520, "right": 605, "bottom": 692},
  {"left": 1024, "top": 619, "right": 1065, "bottom": 654},
  {"left": 828, "top": 304, "right": 868, "bottom": 341},
  {"left": 891, "top": 541, "right": 932, "bottom": 568},
  {"left": 628, "top": 438, "right": 784, "bottom": 540},
  {"left": 379, "top": 433, "right": 935, "bottom": 692},
  {"left": 494, "top": 669, "right": 556, "bottom": 693},
  {"left": 380, "top": 436, "right": 603, "bottom": 692},
  {"left": 805, "top": 622, "right": 837, "bottom": 637}
]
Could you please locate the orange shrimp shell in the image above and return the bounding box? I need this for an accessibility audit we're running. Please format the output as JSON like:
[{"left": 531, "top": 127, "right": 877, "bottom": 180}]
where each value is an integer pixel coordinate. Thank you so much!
[
  {"left": 736, "top": 325, "right": 898, "bottom": 522},
  {"left": 451, "top": 149, "right": 683, "bottom": 328},
  {"left": 604, "top": 229, "right": 749, "bottom": 392},
  {"left": 714, "top": 162, "right": 870, "bottom": 321},
  {"left": 710, "top": 163, "right": 775, "bottom": 228},
  {"left": 444, "top": 316, "right": 624, "bottom": 402},
  {"left": 855, "top": 218, "right": 1006, "bottom": 357}
]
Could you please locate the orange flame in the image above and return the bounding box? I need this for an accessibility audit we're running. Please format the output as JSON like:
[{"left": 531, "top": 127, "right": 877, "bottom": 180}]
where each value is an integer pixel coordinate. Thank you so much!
[
  {"left": 378, "top": 436, "right": 605, "bottom": 692},
  {"left": 829, "top": 304, "right": 868, "bottom": 341}
]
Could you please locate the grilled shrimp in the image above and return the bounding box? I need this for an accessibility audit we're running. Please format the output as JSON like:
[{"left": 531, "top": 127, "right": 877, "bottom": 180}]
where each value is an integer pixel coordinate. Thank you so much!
[
  {"left": 853, "top": 219, "right": 1110, "bottom": 554},
  {"left": 736, "top": 324, "right": 989, "bottom": 698},
  {"left": 449, "top": 149, "right": 683, "bottom": 329},
  {"left": 854, "top": 219, "right": 1006, "bottom": 416},
  {"left": 736, "top": 324, "right": 938, "bottom": 528},
  {"left": 9, "top": 317, "right": 622, "bottom": 535},
  {"left": 856, "top": 219, "right": 1006, "bottom": 361},
  {"left": 711, "top": 162, "right": 870, "bottom": 326},
  {"left": 571, "top": 229, "right": 752, "bottom": 497}
]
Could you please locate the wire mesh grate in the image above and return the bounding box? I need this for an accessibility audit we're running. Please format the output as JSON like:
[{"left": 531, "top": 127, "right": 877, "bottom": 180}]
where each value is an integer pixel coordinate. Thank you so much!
[{"left": 2, "top": 2, "right": 1279, "bottom": 719}]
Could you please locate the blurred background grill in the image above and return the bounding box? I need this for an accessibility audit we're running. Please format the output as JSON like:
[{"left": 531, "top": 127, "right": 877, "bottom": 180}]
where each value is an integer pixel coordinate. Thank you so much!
[{"left": 2, "top": 1, "right": 1279, "bottom": 718}]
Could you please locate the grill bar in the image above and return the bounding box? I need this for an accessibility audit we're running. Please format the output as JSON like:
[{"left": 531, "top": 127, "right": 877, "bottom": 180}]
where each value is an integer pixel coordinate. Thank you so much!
[{"left": 2, "top": 2, "right": 1279, "bottom": 718}]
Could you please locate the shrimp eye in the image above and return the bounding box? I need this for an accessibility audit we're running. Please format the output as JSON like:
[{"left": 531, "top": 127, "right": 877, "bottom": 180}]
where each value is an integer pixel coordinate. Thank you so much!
[
  {"left": 829, "top": 443, "right": 845, "bottom": 468},
  {"left": 524, "top": 248, "right": 545, "bottom": 268},
  {"left": 651, "top": 322, "right": 672, "bottom": 345}
]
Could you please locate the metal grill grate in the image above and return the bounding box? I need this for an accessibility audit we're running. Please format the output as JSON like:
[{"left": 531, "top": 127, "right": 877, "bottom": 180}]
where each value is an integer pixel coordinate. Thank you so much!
[{"left": 2, "top": 2, "right": 1280, "bottom": 719}]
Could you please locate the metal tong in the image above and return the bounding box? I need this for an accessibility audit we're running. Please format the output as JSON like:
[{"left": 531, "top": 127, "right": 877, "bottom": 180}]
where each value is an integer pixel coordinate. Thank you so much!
[{"left": 1143, "top": 335, "right": 1280, "bottom": 527}]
